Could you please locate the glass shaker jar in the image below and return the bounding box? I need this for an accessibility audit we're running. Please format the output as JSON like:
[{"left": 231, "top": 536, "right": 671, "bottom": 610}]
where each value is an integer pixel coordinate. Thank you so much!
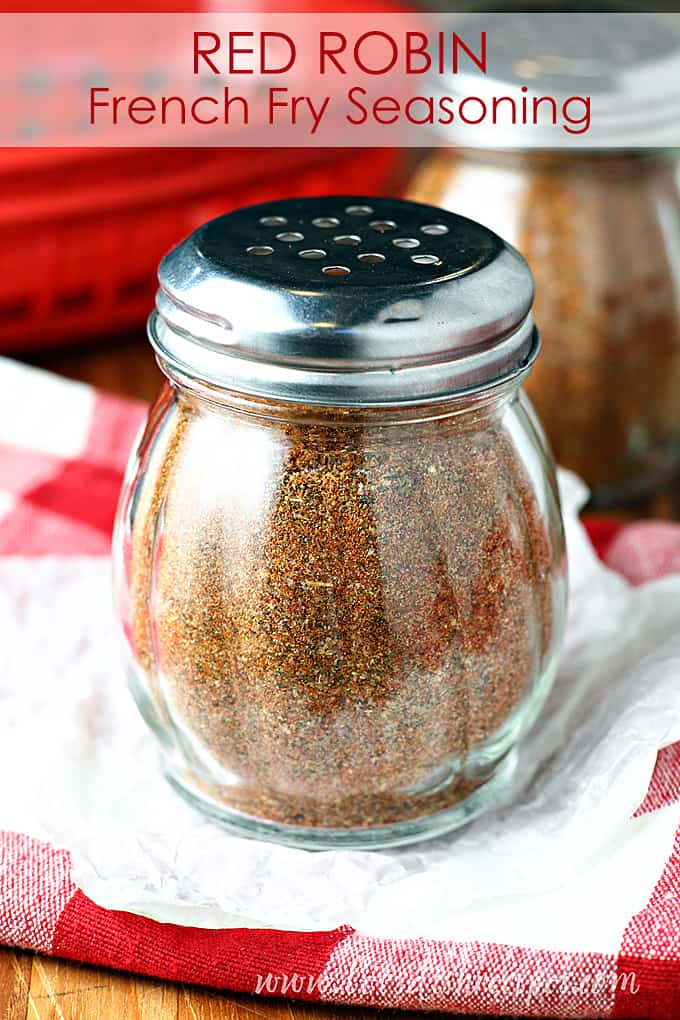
[
  {"left": 404, "top": 9, "right": 680, "bottom": 505},
  {"left": 113, "top": 196, "right": 566, "bottom": 849},
  {"left": 408, "top": 149, "right": 680, "bottom": 505}
]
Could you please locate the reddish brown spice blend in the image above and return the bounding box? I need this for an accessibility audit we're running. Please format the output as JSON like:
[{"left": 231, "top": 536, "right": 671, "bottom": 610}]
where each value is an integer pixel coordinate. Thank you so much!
[
  {"left": 408, "top": 151, "right": 680, "bottom": 500},
  {"left": 129, "top": 389, "right": 556, "bottom": 829}
]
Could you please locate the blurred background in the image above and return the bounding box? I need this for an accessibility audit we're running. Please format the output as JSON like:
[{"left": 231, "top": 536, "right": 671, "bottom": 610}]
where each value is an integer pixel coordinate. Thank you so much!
[
  {"left": 5, "top": 0, "right": 680, "bottom": 517},
  {"left": 4, "top": 0, "right": 413, "bottom": 395}
]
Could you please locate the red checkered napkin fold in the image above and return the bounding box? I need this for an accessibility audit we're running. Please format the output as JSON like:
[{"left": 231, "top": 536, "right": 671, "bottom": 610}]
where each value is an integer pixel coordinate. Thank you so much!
[{"left": 0, "top": 356, "right": 678, "bottom": 1020}]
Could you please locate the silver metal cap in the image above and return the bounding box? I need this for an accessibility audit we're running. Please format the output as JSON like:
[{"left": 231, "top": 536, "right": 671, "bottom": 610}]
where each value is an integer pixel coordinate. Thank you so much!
[
  {"left": 438, "top": 9, "right": 680, "bottom": 149},
  {"left": 150, "top": 196, "right": 538, "bottom": 406}
]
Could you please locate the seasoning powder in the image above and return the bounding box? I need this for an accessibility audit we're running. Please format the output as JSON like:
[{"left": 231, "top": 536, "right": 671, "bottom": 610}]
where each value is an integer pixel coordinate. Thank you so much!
[
  {"left": 129, "top": 391, "right": 554, "bottom": 830},
  {"left": 408, "top": 151, "right": 680, "bottom": 498}
]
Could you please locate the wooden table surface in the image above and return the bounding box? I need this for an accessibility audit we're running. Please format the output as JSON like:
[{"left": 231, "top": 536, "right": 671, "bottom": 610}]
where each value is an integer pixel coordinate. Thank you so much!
[
  {"left": 5, "top": 334, "right": 675, "bottom": 1020},
  {"left": 1, "top": 946, "right": 439, "bottom": 1020}
]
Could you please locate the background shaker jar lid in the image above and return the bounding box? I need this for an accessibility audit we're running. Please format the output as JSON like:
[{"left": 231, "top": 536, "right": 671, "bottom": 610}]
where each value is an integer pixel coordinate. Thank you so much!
[{"left": 428, "top": 4, "right": 680, "bottom": 149}]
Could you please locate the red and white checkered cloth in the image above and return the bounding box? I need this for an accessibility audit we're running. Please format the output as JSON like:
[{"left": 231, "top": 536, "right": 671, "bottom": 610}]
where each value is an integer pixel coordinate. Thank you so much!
[{"left": 0, "top": 356, "right": 678, "bottom": 1020}]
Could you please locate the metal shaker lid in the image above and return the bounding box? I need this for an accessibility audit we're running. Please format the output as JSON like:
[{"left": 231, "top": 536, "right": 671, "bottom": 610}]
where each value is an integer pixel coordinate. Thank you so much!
[
  {"left": 150, "top": 195, "right": 537, "bottom": 406},
  {"left": 435, "top": 6, "right": 680, "bottom": 149}
]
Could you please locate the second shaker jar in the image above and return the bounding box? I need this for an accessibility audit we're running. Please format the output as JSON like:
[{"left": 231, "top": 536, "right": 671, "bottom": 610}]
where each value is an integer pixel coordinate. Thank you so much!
[
  {"left": 408, "top": 149, "right": 680, "bottom": 504},
  {"left": 114, "top": 196, "right": 566, "bottom": 849}
]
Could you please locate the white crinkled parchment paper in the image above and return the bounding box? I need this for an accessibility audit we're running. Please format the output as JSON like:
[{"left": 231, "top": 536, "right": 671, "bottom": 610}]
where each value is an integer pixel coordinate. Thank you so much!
[{"left": 0, "top": 471, "right": 678, "bottom": 954}]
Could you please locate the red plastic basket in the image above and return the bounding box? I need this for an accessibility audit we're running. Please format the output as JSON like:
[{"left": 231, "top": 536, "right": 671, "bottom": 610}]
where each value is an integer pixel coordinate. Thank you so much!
[
  {"left": 0, "top": 146, "right": 402, "bottom": 353},
  {"left": 2, "top": 0, "right": 407, "bottom": 352}
]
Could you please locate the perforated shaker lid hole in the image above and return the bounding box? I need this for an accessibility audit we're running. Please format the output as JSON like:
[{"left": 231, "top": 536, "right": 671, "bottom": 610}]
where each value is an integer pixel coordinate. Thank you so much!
[
  {"left": 345, "top": 204, "right": 374, "bottom": 216},
  {"left": 411, "top": 253, "right": 442, "bottom": 266},
  {"left": 312, "top": 216, "right": 341, "bottom": 228},
  {"left": 369, "top": 219, "right": 397, "bottom": 233}
]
